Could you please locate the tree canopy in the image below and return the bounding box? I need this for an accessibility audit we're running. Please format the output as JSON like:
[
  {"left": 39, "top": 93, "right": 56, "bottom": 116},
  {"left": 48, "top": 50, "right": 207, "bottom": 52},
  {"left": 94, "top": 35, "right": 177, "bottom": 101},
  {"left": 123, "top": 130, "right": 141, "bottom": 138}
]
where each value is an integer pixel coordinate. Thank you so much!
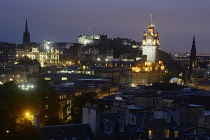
[
  {"left": 18, "top": 56, "right": 40, "bottom": 66},
  {"left": 70, "top": 92, "right": 97, "bottom": 124},
  {"left": 0, "top": 80, "right": 60, "bottom": 139}
]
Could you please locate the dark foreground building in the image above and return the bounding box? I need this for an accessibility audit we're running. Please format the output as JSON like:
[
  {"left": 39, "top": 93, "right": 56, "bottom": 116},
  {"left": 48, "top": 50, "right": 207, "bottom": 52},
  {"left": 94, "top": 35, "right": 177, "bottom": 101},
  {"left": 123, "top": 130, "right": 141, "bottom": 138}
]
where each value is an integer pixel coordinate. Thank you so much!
[{"left": 39, "top": 124, "right": 94, "bottom": 140}]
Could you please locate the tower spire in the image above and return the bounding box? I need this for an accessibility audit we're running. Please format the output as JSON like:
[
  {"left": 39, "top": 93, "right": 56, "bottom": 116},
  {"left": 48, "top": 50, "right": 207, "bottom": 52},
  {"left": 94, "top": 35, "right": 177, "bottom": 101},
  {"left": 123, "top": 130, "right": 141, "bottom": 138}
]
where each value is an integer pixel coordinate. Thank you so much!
[
  {"left": 142, "top": 16, "right": 159, "bottom": 62},
  {"left": 148, "top": 14, "right": 154, "bottom": 28},
  {"left": 188, "top": 36, "right": 197, "bottom": 84},
  {"left": 150, "top": 14, "right": 153, "bottom": 23},
  {"left": 23, "top": 18, "right": 30, "bottom": 44},
  {"left": 193, "top": 35, "right": 195, "bottom": 45},
  {"left": 25, "top": 18, "right": 28, "bottom": 33}
]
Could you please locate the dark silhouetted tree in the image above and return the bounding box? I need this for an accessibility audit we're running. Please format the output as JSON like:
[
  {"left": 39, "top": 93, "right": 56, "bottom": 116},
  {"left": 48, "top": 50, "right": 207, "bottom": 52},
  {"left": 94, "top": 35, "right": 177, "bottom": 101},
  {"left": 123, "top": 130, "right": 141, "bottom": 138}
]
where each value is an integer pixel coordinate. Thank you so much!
[{"left": 70, "top": 92, "right": 97, "bottom": 124}]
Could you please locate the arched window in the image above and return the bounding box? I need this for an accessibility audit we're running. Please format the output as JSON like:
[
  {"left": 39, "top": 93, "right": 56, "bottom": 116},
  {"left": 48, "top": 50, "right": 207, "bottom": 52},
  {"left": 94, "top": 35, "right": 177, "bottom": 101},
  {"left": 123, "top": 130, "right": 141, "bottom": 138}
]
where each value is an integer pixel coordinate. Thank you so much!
[
  {"left": 129, "top": 114, "right": 136, "bottom": 125},
  {"left": 164, "top": 112, "right": 170, "bottom": 123},
  {"left": 148, "top": 130, "right": 153, "bottom": 139}
]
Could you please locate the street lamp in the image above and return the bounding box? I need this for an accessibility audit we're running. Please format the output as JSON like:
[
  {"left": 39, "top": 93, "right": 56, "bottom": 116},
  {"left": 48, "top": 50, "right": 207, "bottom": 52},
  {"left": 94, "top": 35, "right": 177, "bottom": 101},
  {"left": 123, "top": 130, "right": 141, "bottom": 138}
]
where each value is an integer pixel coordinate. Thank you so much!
[
  {"left": 25, "top": 112, "right": 30, "bottom": 117},
  {"left": 24, "top": 111, "right": 34, "bottom": 124}
]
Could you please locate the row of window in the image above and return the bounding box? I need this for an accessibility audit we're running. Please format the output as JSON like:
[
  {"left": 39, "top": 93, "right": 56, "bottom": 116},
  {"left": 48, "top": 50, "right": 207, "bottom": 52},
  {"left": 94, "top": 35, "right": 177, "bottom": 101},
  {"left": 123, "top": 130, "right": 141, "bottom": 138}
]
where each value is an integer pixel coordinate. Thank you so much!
[
  {"left": 148, "top": 129, "right": 178, "bottom": 139},
  {"left": 105, "top": 122, "right": 124, "bottom": 134}
]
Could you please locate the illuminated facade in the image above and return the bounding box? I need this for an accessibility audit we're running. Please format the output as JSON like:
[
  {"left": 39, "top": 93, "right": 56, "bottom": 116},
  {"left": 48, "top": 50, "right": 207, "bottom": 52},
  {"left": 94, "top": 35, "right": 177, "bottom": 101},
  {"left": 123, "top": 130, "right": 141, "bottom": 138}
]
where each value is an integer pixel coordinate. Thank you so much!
[
  {"left": 141, "top": 15, "right": 160, "bottom": 63},
  {"left": 18, "top": 18, "right": 60, "bottom": 67},
  {"left": 132, "top": 61, "right": 164, "bottom": 73},
  {"left": 131, "top": 16, "right": 165, "bottom": 86},
  {"left": 78, "top": 33, "right": 107, "bottom": 45},
  {"left": 132, "top": 61, "right": 164, "bottom": 86},
  {"left": 28, "top": 47, "right": 60, "bottom": 67},
  {"left": 16, "top": 41, "right": 60, "bottom": 67}
]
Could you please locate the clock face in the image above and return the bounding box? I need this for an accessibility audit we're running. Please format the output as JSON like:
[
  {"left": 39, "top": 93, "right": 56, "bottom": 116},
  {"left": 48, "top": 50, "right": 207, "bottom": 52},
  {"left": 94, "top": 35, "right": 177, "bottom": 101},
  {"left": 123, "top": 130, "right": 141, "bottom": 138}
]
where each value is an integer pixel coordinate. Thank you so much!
[{"left": 147, "top": 39, "right": 152, "bottom": 44}]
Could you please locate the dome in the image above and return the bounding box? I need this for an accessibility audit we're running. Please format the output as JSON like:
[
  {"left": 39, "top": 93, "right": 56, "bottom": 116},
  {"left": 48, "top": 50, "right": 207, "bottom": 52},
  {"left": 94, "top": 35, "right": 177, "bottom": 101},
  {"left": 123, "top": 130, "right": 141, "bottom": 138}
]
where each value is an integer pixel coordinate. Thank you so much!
[
  {"left": 149, "top": 22, "right": 155, "bottom": 28},
  {"left": 169, "top": 77, "right": 183, "bottom": 85},
  {"left": 169, "top": 77, "right": 179, "bottom": 83}
]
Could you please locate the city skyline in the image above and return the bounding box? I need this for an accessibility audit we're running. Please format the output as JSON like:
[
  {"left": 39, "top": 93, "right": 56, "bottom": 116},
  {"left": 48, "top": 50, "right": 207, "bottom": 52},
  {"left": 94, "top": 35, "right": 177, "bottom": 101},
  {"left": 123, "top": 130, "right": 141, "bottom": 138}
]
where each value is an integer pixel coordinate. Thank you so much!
[{"left": 0, "top": 0, "right": 210, "bottom": 54}]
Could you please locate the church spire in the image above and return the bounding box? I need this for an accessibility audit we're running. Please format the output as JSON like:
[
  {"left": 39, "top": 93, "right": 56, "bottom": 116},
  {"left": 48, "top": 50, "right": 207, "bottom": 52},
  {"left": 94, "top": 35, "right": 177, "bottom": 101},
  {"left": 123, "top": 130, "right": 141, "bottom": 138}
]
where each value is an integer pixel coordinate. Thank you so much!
[
  {"left": 190, "top": 35, "right": 197, "bottom": 68},
  {"left": 191, "top": 35, "right": 196, "bottom": 55},
  {"left": 25, "top": 19, "right": 29, "bottom": 33},
  {"left": 23, "top": 18, "right": 30, "bottom": 44},
  {"left": 188, "top": 36, "right": 197, "bottom": 84},
  {"left": 193, "top": 35, "right": 195, "bottom": 46}
]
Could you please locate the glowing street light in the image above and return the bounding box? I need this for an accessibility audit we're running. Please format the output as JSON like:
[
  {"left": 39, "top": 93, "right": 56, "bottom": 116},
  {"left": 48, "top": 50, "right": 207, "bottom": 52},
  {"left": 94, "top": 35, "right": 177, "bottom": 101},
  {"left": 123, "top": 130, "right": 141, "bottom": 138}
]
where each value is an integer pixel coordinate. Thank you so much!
[
  {"left": 24, "top": 111, "right": 34, "bottom": 124},
  {"left": 25, "top": 112, "right": 30, "bottom": 116}
]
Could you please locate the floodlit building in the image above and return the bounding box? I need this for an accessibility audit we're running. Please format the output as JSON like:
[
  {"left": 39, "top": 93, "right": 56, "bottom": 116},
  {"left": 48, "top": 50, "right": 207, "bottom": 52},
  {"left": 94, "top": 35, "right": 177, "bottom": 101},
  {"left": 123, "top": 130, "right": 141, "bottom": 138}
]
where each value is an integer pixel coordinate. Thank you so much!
[
  {"left": 16, "top": 20, "right": 60, "bottom": 67},
  {"left": 131, "top": 16, "right": 165, "bottom": 86},
  {"left": 141, "top": 15, "right": 160, "bottom": 63},
  {"left": 28, "top": 41, "right": 60, "bottom": 67},
  {"left": 78, "top": 33, "right": 107, "bottom": 46},
  {"left": 16, "top": 41, "right": 60, "bottom": 67}
]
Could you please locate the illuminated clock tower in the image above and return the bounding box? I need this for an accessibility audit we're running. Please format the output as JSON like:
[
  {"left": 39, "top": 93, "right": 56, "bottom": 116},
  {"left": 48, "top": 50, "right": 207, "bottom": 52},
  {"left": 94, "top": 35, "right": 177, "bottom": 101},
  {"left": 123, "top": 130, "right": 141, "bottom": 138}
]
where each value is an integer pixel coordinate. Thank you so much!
[{"left": 141, "top": 15, "right": 160, "bottom": 63}]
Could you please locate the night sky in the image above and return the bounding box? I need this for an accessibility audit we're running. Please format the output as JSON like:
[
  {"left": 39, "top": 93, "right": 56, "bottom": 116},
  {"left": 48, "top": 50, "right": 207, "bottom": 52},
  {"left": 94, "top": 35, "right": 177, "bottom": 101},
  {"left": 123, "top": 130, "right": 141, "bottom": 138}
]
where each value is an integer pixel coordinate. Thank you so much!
[{"left": 0, "top": 0, "right": 210, "bottom": 54}]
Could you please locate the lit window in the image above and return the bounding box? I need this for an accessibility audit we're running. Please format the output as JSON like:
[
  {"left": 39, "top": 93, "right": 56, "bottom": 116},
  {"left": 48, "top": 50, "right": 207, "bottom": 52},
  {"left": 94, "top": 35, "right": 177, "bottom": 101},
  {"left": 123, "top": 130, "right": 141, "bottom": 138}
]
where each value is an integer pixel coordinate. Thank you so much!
[
  {"left": 148, "top": 130, "right": 153, "bottom": 139},
  {"left": 62, "top": 77, "right": 67, "bottom": 81},
  {"left": 174, "top": 130, "right": 178, "bottom": 137},
  {"left": 45, "top": 77, "right": 51, "bottom": 80},
  {"left": 129, "top": 114, "right": 136, "bottom": 124},
  {"left": 132, "top": 67, "right": 140, "bottom": 72},
  {"left": 45, "top": 105, "right": 48, "bottom": 110},
  {"left": 165, "top": 129, "right": 170, "bottom": 138}
]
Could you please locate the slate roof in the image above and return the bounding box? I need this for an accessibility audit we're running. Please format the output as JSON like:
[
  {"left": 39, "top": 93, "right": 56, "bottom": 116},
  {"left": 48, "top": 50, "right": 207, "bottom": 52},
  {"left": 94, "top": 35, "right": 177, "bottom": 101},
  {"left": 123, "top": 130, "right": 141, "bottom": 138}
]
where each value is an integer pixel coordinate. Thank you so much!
[{"left": 39, "top": 123, "right": 94, "bottom": 140}]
